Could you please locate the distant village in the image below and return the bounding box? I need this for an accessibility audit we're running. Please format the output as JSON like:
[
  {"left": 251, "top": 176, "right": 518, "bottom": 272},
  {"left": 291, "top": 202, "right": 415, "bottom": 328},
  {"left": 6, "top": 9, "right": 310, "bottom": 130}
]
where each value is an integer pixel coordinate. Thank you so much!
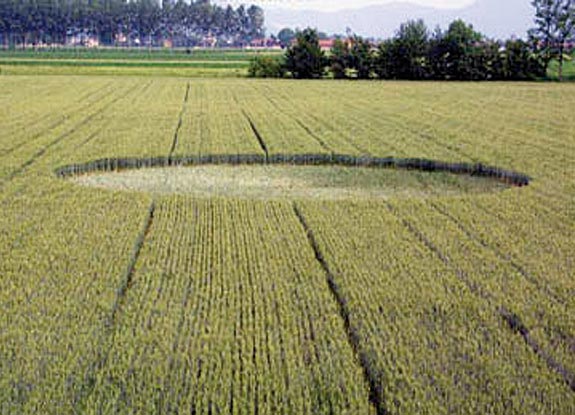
[
  {"left": 60, "top": 33, "right": 344, "bottom": 51},
  {"left": 1, "top": 28, "right": 349, "bottom": 52},
  {"left": 0, "top": 0, "right": 269, "bottom": 50},
  {"left": 61, "top": 32, "right": 284, "bottom": 50}
]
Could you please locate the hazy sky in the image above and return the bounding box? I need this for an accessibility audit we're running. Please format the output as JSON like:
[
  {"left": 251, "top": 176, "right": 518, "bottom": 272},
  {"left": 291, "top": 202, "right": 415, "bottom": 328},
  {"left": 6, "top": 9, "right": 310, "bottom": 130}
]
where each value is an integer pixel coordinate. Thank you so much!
[{"left": 212, "top": 1, "right": 476, "bottom": 12}]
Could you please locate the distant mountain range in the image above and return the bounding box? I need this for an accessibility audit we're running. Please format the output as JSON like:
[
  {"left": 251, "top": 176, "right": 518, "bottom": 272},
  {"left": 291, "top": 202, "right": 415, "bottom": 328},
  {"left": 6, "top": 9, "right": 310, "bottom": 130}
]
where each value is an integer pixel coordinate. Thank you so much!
[{"left": 264, "top": 0, "right": 533, "bottom": 40}]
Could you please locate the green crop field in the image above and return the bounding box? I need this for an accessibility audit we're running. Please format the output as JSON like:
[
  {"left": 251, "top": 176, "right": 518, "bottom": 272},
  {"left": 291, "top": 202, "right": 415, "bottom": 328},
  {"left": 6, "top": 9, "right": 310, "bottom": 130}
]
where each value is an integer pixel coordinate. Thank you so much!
[
  {"left": 0, "top": 48, "right": 281, "bottom": 77},
  {"left": 0, "top": 47, "right": 280, "bottom": 61},
  {"left": 1, "top": 76, "right": 574, "bottom": 414}
]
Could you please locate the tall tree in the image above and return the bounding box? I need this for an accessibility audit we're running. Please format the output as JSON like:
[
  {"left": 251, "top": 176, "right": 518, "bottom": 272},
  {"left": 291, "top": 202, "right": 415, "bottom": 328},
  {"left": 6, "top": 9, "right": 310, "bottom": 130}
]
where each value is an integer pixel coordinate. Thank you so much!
[
  {"left": 284, "top": 28, "right": 325, "bottom": 79},
  {"left": 277, "top": 27, "right": 295, "bottom": 48},
  {"left": 434, "top": 19, "right": 484, "bottom": 80},
  {"left": 374, "top": 39, "right": 395, "bottom": 79},
  {"left": 330, "top": 38, "right": 350, "bottom": 79},
  {"left": 348, "top": 35, "right": 373, "bottom": 79},
  {"left": 393, "top": 19, "right": 430, "bottom": 79},
  {"left": 0, "top": 0, "right": 266, "bottom": 47},
  {"left": 530, "top": 0, "right": 574, "bottom": 80},
  {"left": 246, "top": 5, "right": 264, "bottom": 39}
]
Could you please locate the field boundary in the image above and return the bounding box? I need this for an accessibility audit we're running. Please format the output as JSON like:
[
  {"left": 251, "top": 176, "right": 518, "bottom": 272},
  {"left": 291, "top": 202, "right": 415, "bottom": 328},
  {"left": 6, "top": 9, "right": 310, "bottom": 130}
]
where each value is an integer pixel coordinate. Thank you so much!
[{"left": 54, "top": 153, "right": 532, "bottom": 187}]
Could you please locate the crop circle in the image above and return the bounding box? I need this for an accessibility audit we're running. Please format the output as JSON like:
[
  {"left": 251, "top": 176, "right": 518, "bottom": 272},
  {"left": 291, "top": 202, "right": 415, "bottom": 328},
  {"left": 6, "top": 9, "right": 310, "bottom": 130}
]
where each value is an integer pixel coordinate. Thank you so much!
[{"left": 58, "top": 154, "right": 530, "bottom": 201}]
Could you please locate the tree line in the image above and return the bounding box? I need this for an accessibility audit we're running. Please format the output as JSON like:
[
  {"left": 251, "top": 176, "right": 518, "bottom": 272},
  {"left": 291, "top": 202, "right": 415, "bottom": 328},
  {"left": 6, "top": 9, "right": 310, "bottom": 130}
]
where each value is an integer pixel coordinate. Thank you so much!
[
  {"left": 0, "top": 0, "right": 265, "bottom": 47},
  {"left": 249, "top": 21, "right": 544, "bottom": 81},
  {"left": 251, "top": 1, "right": 574, "bottom": 81}
]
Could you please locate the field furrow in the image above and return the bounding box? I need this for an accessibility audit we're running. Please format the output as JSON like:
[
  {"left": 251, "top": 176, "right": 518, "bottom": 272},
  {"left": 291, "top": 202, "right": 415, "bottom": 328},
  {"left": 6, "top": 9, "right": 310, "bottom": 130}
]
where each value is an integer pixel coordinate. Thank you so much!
[
  {"left": 174, "top": 82, "right": 265, "bottom": 157},
  {"left": 1, "top": 77, "right": 573, "bottom": 413},
  {"left": 82, "top": 197, "right": 374, "bottom": 414},
  {"left": 389, "top": 199, "right": 575, "bottom": 378},
  {"left": 0, "top": 180, "right": 151, "bottom": 414},
  {"left": 230, "top": 82, "right": 331, "bottom": 155},
  {"left": 0, "top": 80, "right": 145, "bottom": 185},
  {"left": 0, "top": 78, "right": 113, "bottom": 153},
  {"left": 428, "top": 195, "right": 574, "bottom": 307},
  {"left": 296, "top": 201, "right": 574, "bottom": 414}
]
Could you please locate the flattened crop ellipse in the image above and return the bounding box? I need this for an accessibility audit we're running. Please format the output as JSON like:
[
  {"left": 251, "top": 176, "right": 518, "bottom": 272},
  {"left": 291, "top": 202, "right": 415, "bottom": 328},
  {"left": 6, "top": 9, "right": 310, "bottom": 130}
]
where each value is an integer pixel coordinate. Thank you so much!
[{"left": 57, "top": 154, "right": 530, "bottom": 201}]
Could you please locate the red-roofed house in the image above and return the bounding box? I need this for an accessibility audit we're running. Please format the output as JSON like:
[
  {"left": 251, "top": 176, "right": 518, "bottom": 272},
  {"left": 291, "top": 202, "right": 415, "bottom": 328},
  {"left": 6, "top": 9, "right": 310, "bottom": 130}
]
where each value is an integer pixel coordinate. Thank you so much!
[{"left": 319, "top": 39, "right": 335, "bottom": 51}]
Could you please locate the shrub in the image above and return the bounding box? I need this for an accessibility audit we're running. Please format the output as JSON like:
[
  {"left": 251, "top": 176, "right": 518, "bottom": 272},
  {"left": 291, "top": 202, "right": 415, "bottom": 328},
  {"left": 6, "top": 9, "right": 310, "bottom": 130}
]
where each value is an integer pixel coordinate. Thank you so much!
[{"left": 248, "top": 55, "right": 285, "bottom": 78}]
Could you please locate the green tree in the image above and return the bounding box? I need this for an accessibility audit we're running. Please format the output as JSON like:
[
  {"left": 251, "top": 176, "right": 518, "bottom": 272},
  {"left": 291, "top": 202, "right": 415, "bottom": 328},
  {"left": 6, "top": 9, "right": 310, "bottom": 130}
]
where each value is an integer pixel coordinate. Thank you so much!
[
  {"left": 348, "top": 35, "right": 373, "bottom": 79},
  {"left": 277, "top": 27, "right": 295, "bottom": 48},
  {"left": 432, "top": 19, "right": 484, "bottom": 80},
  {"left": 530, "top": 0, "right": 575, "bottom": 80},
  {"left": 374, "top": 39, "right": 395, "bottom": 79},
  {"left": 284, "top": 28, "right": 326, "bottom": 79},
  {"left": 330, "top": 38, "right": 350, "bottom": 79},
  {"left": 247, "top": 5, "right": 264, "bottom": 39},
  {"left": 0, "top": 0, "right": 267, "bottom": 48},
  {"left": 393, "top": 19, "right": 430, "bottom": 79}
]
